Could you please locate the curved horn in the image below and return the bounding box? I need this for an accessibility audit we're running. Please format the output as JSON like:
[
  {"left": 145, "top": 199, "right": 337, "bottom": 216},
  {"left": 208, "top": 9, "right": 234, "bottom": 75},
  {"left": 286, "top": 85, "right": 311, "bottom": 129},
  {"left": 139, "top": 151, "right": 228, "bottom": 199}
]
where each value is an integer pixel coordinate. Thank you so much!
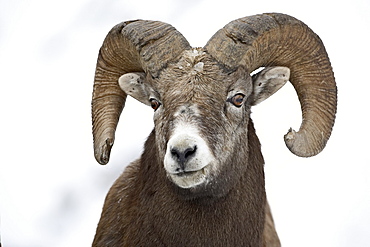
[
  {"left": 92, "top": 20, "right": 191, "bottom": 164},
  {"left": 205, "top": 13, "right": 337, "bottom": 157}
]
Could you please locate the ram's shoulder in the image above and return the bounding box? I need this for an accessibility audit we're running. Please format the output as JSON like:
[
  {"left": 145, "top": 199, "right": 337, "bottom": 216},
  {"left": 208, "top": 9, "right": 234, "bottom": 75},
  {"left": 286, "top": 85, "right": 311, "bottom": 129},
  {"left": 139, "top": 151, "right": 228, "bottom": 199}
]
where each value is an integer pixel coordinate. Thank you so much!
[
  {"left": 93, "top": 160, "right": 141, "bottom": 246},
  {"left": 109, "top": 159, "right": 141, "bottom": 199}
]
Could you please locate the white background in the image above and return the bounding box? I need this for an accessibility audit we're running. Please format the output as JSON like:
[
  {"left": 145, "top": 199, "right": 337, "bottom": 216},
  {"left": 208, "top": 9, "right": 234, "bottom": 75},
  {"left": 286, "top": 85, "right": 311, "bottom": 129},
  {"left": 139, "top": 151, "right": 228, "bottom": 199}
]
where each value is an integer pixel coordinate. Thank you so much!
[{"left": 1, "top": 0, "right": 369, "bottom": 246}]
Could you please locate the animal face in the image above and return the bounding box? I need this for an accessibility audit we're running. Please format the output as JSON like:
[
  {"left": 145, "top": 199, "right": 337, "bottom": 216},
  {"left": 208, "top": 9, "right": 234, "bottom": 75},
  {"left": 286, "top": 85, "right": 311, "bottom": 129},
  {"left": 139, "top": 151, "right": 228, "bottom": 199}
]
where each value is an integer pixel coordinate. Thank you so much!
[{"left": 119, "top": 48, "right": 290, "bottom": 197}]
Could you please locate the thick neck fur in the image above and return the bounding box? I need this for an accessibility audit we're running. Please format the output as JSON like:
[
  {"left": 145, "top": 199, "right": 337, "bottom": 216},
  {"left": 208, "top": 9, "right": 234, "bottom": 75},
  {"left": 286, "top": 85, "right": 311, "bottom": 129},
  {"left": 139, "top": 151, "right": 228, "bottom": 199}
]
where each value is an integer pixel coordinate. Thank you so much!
[{"left": 93, "top": 120, "right": 266, "bottom": 247}]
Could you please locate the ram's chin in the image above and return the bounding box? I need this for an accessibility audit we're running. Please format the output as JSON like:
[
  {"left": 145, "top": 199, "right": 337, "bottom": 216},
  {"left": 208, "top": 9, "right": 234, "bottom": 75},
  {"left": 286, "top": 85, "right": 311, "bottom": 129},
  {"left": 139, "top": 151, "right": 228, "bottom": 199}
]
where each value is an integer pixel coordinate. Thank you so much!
[{"left": 168, "top": 168, "right": 208, "bottom": 189}]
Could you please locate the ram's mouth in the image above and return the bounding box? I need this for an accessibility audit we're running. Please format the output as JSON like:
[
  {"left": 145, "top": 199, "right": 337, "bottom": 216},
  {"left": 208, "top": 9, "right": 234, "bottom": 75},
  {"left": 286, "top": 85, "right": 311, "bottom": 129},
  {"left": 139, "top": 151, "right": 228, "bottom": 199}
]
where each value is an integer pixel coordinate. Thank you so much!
[
  {"left": 168, "top": 168, "right": 207, "bottom": 189},
  {"left": 175, "top": 168, "right": 205, "bottom": 177}
]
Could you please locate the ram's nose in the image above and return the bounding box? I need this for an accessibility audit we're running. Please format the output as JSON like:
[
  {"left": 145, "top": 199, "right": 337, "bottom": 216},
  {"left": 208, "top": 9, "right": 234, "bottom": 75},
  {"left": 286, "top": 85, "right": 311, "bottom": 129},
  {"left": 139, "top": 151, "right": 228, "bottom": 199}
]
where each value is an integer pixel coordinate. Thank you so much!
[
  {"left": 170, "top": 145, "right": 197, "bottom": 171},
  {"left": 164, "top": 132, "right": 206, "bottom": 176}
]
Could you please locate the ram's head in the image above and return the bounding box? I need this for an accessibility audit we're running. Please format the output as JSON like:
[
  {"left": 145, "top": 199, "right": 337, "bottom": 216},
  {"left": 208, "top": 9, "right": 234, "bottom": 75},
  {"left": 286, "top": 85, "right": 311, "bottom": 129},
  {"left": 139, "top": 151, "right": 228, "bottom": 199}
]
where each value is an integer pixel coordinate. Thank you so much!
[{"left": 92, "top": 13, "right": 337, "bottom": 194}]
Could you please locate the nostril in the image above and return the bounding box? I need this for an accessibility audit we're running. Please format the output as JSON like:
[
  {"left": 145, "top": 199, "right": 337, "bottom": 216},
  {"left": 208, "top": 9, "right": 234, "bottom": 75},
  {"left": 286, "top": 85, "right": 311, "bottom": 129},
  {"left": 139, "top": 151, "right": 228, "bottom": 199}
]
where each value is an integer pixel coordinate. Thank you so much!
[
  {"left": 170, "top": 145, "right": 197, "bottom": 167},
  {"left": 184, "top": 146, "right": 197, "bottom": 159},
  {"left": 171, "top": 148, "right": 180, "bottom": 159}
]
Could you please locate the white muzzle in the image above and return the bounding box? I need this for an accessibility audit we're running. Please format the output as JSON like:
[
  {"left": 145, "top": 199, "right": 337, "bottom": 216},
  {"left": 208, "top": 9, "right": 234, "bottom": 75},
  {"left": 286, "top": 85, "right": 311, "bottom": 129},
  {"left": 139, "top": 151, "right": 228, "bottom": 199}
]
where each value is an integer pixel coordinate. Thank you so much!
[{"left": 164, "top": 123, "right": 215, "bottom": 188}]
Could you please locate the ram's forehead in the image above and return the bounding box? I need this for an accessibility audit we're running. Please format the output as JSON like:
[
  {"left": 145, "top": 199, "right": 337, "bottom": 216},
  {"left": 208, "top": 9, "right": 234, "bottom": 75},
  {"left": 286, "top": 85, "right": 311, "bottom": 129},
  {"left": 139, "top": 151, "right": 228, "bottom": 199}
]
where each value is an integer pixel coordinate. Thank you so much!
[
  {"left": 160, "top": 76, "right": 226, "bottom": 105},
  {"left": 158, "top": 49, "right": 231, "bottom": 88}
]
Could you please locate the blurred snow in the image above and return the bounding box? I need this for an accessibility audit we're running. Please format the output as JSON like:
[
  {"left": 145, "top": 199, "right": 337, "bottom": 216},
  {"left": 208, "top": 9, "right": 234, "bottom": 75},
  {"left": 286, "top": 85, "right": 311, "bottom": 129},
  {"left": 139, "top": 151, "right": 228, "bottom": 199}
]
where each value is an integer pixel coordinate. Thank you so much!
[{"left": 0, "top": 0, "right": 369, "bottom": 246}]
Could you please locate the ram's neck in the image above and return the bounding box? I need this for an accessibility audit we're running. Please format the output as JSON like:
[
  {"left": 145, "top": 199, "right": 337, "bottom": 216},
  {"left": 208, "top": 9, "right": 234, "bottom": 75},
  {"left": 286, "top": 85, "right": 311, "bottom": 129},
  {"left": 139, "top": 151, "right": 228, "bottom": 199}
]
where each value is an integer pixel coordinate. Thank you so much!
[{"left": 135, "top": 119, "right": 266, "bottom": 246}]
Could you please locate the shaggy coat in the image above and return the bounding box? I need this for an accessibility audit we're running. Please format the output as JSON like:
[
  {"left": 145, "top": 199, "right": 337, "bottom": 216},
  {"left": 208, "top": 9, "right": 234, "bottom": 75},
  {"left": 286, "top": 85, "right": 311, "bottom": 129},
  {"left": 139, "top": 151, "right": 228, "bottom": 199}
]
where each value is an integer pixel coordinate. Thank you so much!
[{"left": 93, "top": 120, "right": 266, "bottom": 246}]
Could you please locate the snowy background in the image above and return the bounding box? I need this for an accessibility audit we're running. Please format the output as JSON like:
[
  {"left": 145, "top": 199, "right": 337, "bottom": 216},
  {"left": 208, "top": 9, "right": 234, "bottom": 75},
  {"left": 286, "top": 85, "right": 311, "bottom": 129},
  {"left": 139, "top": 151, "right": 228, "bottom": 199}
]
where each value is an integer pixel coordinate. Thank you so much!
[{"left": 1, "top": 0, "right": 369, "bottom": 246}]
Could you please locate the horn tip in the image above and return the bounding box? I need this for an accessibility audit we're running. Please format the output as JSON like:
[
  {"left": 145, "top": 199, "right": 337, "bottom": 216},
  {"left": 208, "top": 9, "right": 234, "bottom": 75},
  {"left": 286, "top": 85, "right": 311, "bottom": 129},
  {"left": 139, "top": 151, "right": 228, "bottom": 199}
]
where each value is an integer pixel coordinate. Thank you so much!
[
  {"left": 284, "top": 128, "right": 322, "bottom": 158},
  {"left": 94, "top": 138, "right": 114, "bottom": 165}
]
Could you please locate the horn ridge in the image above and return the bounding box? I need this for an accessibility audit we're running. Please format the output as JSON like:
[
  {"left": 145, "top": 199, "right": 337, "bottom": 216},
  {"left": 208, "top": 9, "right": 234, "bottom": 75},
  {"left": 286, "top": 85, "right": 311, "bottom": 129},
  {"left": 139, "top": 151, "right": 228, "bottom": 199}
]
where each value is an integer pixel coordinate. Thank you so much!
[
  {"left": 205, "top": 13, "right": 337, "bottom": 157},
  {"left": 92, "top": 20, "right": 190, "bottom": 164}
]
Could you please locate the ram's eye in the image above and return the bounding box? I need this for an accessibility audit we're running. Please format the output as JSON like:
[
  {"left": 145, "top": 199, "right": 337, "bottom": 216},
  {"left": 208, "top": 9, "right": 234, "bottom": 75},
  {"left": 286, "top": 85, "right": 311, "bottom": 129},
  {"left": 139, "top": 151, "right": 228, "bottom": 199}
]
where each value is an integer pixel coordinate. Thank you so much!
[
  {"left": 150, "top": 98, "right": 161, "bottom": 111},
  {"left": 229, "top": 93, "right": 245, "bottom": 107}
]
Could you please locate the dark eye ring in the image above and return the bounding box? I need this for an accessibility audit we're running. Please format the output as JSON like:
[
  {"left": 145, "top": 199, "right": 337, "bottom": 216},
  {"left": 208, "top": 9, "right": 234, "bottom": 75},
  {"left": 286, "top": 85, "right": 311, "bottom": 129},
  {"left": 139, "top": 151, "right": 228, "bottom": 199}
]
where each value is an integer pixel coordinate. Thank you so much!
[
  {"left": 230, "top": 93, "right": 245, "bottom": 107},
  {"left": 150, "top": 98, "right": 161, "bottom": 111}
]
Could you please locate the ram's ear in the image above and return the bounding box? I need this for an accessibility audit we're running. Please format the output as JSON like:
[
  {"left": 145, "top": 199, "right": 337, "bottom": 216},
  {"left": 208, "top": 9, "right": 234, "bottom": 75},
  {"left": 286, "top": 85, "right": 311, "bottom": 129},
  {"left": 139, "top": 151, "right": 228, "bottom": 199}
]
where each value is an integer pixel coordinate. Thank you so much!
[
  {"left": 251, "top": 67, "right": 290, "bottom": 105},
  {"left": 118, "top": 73, "right": 153, "bottom": 106}
]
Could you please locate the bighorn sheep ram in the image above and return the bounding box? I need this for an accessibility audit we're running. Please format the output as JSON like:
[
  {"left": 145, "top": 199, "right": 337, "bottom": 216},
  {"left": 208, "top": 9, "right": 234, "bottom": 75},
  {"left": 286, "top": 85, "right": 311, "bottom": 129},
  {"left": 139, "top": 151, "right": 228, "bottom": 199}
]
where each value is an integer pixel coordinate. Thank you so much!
[{"left": 91, "top": 13, "right": 337, "bottom": 246}]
